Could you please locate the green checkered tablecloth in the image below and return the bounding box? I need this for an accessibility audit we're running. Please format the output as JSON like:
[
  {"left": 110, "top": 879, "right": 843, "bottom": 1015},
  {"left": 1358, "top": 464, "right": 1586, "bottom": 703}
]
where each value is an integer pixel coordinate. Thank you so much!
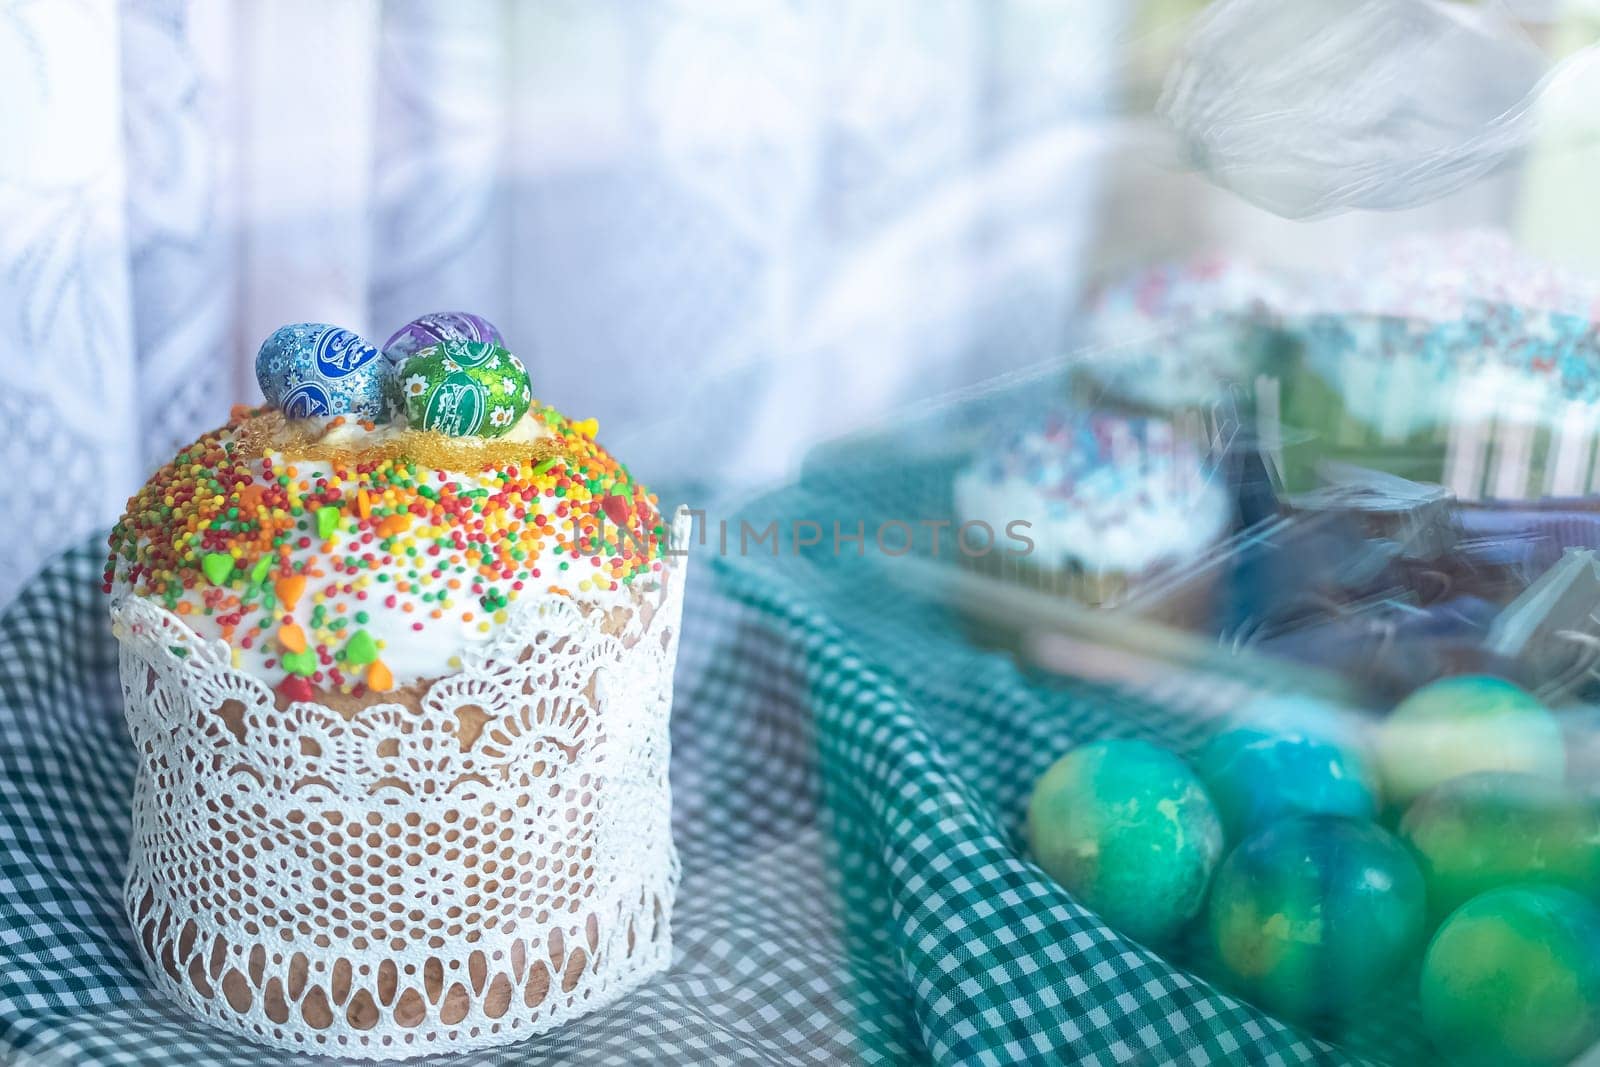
[{"left": 0, "top": 474, "right": 1419, "bottom": 1063}]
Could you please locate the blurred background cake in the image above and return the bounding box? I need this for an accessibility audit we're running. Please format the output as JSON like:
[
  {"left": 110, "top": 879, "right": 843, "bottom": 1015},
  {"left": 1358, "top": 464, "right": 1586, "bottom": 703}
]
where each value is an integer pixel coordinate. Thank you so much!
[
  {"left": 1071, "top": 257, "right": 1299, "bottom": 444},
  {"left": 953, "top": 411, "right": 1232, "bottom": 612},
  {"left": 1267, "top": 308, "right": 1600, "bottom": 499}
]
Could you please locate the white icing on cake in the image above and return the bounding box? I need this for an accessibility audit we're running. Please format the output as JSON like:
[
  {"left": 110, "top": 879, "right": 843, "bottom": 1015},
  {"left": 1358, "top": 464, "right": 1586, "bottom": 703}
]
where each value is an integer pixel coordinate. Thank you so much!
[
  {"left": 953, "top": 413, "right": 1232, "bottom": 574},
  {"left": 108, "top": 407, "right": 667, "bottom": 696}
]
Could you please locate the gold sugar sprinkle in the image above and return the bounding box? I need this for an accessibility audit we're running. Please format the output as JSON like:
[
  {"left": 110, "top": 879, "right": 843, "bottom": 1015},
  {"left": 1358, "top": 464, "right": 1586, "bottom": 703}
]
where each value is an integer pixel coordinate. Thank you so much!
[{"left": 233, "top": 411, "right": 564, "bottom": 471}]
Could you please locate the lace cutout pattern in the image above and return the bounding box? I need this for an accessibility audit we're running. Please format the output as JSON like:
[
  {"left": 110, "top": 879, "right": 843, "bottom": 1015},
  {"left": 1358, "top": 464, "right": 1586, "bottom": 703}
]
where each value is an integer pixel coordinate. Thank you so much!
[{"left": 109, "top": 535, "right": 687, "bottom": 1059}]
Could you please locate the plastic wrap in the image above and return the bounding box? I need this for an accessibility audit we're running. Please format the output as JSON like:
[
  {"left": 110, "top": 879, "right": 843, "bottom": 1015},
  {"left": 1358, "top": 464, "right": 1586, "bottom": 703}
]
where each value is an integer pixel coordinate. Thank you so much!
[
  {"left": 791, "top": 270, "right": 1600, "bottom": 1056},
  {"left": 1159, "top": 0, "right": 1574, "bottom": 217}
]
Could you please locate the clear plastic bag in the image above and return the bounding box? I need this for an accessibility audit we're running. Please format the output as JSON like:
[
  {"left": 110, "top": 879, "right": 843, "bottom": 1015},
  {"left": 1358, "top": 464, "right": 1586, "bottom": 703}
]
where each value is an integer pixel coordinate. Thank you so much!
[{"left": 1159, "top": 0, "right": 1552, "bottom": 218}]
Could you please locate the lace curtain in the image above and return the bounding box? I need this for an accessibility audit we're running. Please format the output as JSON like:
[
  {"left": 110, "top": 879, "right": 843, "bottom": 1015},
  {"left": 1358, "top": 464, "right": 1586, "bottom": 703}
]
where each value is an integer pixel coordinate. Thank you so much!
[{"left": 0, "top": 0, "right": 1120, "bottom": 606}]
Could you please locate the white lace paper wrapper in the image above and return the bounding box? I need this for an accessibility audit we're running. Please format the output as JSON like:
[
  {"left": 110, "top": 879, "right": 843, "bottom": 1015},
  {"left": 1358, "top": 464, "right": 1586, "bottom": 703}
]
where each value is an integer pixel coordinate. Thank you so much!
[{"left": 108, "top": 513, "right": 689, "bottom": 1059}]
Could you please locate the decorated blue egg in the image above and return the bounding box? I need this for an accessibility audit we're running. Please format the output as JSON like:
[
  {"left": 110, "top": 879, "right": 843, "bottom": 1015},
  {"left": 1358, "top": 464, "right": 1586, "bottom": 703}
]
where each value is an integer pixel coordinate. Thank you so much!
[
  {"left": 381, "top": 311, "right": 503, "bottom": 365},
  {"left": 1208, "top": 815, "right": 1425, "bottom": 1021},
  {"left": 1027, "top": 739, "right": 1224, "bottom": 944},
  {"left": 255, "top": 323, "right": 387, "bottom": 420},
  {"left": 1196, "top": 721, "right": 1378, "bottom": 843}
]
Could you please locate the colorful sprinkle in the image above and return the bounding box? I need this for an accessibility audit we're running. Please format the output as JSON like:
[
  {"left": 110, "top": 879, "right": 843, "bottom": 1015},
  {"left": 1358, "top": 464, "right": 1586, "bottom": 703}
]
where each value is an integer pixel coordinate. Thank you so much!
[
  {"left": 106, "top": 405, "right": 666, "bottom": 695},
  {"left": 249, "top": 555, "right": 273, "bottom": 584},
  {"left": 376, "top": 514, "right": 411, "bottom": 538},
  {"left": 201, "top": 553, "right": 234, "bottom": 586},
  {"left": 275, "top": 575, "right": 306, "bottom": 610},
  {"left": 316, "top": 505, "right": 341, "bottom": 541},
  {"left": 277, "top": 622, "right": 307, "bottom": 654},
  {"left": 342, "top": 629, "right": 378, "bottom": 665},
  {"left": 365, "top": 661, "right": 394, "bottom": 693}
]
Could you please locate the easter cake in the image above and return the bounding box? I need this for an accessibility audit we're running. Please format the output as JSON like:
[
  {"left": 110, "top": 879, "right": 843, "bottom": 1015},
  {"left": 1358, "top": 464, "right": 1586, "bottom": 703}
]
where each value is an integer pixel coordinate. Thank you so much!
[
  {"left": 952, "top": 411, "right": 1232, "bottom": 615},
  {"left": 1072, "top": 258, "right": 1300, "bottom": 450},
  {"left": 105, "top": 313, "right": 688, "bottom": 1058},
  {"left": 1271, "top": 307, "right": 1600, "bottom": 498}
]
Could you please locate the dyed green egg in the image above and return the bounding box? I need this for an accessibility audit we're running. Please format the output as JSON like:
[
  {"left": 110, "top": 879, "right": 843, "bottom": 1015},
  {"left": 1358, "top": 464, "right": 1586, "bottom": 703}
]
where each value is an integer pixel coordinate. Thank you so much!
[
  {"left": 1026, "top": 739, "right": 1223, "bottom": 944},
  {"left": 1375, "top": 676, "right": 1563, "bottom": 810},
  {"left": 1208, "top": 815, "right": 1425, "bottom": 1021},
  {"left": 1421, "top": 886, "right": 1600, "bottom": 1067},
  {"left": 392, "top": 340, "right": 531, "bottom": 437},
  {"left": 1195, "top": 721, "right": 1378, "bottom": 843},
  {"left": 1401, "top": 773, "right": 1600, "bottom": 923}
]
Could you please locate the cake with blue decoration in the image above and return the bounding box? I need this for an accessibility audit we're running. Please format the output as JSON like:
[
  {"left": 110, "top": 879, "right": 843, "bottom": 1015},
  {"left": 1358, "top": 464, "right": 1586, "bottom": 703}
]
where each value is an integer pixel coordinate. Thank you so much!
[
  {"left": 1073, "top": 257, "right": 1299, "bottom": 443},
  {"left": 1273, "top": 306, "right": 1600, "bottom": 499},
  {"left": 953, "top": 411, "right": 1233, "bottom": 609}
]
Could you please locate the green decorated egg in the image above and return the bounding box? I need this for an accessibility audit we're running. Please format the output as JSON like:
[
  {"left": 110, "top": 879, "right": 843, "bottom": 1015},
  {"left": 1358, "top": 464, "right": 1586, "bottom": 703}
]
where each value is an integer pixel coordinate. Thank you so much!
[
  {"left": 392, "top": 340, "right": 531, "bottom": 438},
  {"left": 1026, "top": 739, "right": 1223, "bottom": 944},
  {"left": 1401, "top": 772, "right": 1600, "bottom": 923},
  {"left": 1208, "top": 815, "right": 1425, "bottom": 1021},
  {"left": 1421, "top": 885, "right": 1600, "bottom": 1067},
  {"left": 1375, "top": 676, "right": 1564, "bottom": 810}
]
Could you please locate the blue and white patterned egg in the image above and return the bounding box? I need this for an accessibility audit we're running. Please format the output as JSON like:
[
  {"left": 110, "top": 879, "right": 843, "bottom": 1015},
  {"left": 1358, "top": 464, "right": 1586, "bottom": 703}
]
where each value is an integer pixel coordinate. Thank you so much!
[
  {"left": 381, "top": 312, "right": 504, "bottom": 366},
  {"left": 255, "top": 323, "right": 388, "bottom": 420}
]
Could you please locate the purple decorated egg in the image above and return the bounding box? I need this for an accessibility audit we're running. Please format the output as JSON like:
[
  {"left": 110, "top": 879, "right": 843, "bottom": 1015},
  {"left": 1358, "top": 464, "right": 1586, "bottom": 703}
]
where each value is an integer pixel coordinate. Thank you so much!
[{"left": 382, "top": 312, "right": 504, "bottom": 365}]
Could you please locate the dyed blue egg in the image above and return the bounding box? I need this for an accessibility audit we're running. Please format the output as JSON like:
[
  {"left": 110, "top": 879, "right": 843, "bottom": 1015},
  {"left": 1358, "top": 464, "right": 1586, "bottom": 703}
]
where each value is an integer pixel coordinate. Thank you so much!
[
  {"left": 1196, "top": 722, "right": 1378, "bottom": 842},
  {"left": 1027, "top": 739, "right": 1224, "bottom": 944},
  {"left": 1208, "top": 815, "right": 1425, "bottom": 1021},
  {"left": 255, "top": 323, "right": 387, "bottom": 420},
  {"left": 381, "top": 311, "right": 503, "bottom": 365}
]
